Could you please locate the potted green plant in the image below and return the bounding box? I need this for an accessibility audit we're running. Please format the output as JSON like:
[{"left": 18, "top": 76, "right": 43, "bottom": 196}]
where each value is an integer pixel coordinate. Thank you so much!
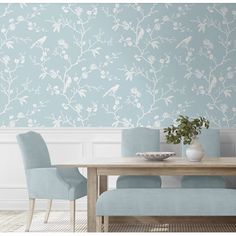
[{"left": 163, "top": 115, "right": 210, "bottom": 162}]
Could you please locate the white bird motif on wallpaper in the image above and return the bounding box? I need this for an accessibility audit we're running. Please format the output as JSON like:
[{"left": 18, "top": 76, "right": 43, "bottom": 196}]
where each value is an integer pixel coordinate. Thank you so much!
[
  {"left": 136, "top": 27, "right": 144, "bottom": 45},
  {"left": 176, "top": 36, "right": 192, "bottom": 49},
  {"left": 103, "top": 84, "right": 120, "bottom": 97},
  {"left": 31, "top": 36, "right": 47, "bottom": 49}
]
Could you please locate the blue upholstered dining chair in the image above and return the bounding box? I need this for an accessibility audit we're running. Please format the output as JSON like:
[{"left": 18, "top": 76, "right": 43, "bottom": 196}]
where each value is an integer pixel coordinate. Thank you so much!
[
  {"left": 181, "top": 129, "right": 225, "bottom": 188},
  {"left": 116, "top": 127, "right": 161, "bottom": 189},
  {"left": 16, "top": 131, "right": 87, "bottom": 232}
]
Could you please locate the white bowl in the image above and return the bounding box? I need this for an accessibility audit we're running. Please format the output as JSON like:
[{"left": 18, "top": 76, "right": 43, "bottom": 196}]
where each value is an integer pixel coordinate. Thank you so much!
[{"left": 136, "top": 152, "right": 176, "bottom": 161}]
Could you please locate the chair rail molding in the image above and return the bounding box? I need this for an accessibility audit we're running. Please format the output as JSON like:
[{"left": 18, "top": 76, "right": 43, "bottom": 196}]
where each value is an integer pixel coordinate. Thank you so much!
[{"left": 0, "top": 128, "right": 235, "bottom": 210}]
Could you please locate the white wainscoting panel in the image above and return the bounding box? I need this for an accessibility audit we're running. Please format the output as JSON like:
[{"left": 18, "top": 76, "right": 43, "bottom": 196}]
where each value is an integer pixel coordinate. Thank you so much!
[
  {"left": 0, "top": 128, "right": 235, "bottom": 210},
  {"left": 49, "top": 143, "right": 84, "bottom": 164},
  {"left": 92, "top": 143, "right": 121, "bottom": 158}
]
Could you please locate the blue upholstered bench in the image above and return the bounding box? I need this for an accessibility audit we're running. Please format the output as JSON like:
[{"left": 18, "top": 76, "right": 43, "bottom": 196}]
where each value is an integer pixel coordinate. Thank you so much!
[{"left": 96, "top": 188, "right": 236, "bottom": 232}]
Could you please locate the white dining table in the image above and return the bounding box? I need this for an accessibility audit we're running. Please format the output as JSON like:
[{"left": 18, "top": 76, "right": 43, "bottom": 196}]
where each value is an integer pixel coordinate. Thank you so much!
[{"left": 59, "top": 156, "right": 236, "bottom": 232}]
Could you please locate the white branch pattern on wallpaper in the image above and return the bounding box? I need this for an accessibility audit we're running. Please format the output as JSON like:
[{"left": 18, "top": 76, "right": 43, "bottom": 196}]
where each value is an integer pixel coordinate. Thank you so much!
[{"left": 0, "top": 3, "right": 235, "bottom": 127}]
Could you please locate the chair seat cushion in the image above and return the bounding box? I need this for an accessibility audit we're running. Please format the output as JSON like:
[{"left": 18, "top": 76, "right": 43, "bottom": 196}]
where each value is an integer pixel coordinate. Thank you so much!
[
  {"left": 116, "top": 175, "right": 161, "bottom": 188},
  {"left": 181, "top": 176, "right": 226, "bottom": 188},
  {"left": 96, "top": 188, "right": 236, "bottom": 216}
]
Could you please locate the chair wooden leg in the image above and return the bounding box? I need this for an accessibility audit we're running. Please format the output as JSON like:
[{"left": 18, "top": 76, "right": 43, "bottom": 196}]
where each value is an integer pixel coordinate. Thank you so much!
[
  {"left": 44, "top": 199, "right": 52, "bottom": 223},
  {"left": 104, "top": 216, "right": 109, "bottom": 232},
  {"left": 96, "top": 216, "right": 102, "bottom": 232},
  {"left": 25, "top": 198, "right": 35, "bottom": 232},
  {"left": 70, "top": 200, "right": 76, "bottom": 232}
]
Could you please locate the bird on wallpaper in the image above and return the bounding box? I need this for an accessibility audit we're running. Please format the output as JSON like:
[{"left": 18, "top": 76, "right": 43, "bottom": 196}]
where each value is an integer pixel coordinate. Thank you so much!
[
  {"left": 175, "top": 36, "right": 192, "bottom": 49},
  {"left": 136, "top": 27, "right": 144, "bottom": 45},
  {"left": 103, "top": 84, "right": 120, "bottom": 97},
  {"left": 31, "top": 36, "right": 47, "bottom": 49}
]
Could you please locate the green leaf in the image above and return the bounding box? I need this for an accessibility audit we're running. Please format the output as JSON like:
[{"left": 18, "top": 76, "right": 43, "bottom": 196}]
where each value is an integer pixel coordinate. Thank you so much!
[{"left": 164, "top": 115, "right": 210, "bottom": 145}]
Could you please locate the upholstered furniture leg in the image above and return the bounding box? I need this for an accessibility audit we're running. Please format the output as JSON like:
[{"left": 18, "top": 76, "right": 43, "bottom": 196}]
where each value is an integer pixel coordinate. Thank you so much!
[
  {"left": 70, "top": 200, "right": 76, "bottom": 232},
  {"left": 25, "top": 198, "right": 35, "bottom": 232},
  {"left": 96, "top": 216, "right": 102, "bottom": 232},
  {"left": 104, "top": 216, "right": 109, "bottom": 232},
  {"left": 44, "top": 199, "right": 52, "bottom": 223}
]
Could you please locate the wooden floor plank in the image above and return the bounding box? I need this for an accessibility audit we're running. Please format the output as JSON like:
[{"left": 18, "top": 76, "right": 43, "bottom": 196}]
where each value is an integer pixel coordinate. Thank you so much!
[{"left": 0, "top": 211, "right": 236, "bottom": 232}]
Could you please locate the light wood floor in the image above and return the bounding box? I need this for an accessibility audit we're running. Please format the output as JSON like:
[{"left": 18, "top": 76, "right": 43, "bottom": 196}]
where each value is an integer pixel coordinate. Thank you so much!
[{"left": 1, "top": 211, "right": 236, "bottom": 232}]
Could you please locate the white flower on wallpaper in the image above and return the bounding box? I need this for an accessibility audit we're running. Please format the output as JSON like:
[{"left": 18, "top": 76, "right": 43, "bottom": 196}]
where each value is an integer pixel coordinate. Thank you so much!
[
  {"left": 175, "top": 4, "right": 236, "bottom": 127},
  {"left": 102, "top": 4, "right": 193, "bottom": 127},
  {"left": 0, "top": 3, "right": 236, "bottom": 127},
  {"left": 0, "top": 4, "right": 48, "bottom": 127}
]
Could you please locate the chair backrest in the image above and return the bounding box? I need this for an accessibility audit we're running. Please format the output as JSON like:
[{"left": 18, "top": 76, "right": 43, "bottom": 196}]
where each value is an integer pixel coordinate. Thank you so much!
[
  {"left": 121, "top": 127, "right": 160, "bottom": 157},
  {"left": 182, "top": 129, "right": 220, "bottom": 157},
  {"left": 16, "top": 131, "right": 51, "bottom": 169}
]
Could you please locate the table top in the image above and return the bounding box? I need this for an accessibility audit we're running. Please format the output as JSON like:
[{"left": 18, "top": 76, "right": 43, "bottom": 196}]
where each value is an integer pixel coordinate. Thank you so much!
[{"left": 58, "top": 157, "right": 236, "bottom": 168}]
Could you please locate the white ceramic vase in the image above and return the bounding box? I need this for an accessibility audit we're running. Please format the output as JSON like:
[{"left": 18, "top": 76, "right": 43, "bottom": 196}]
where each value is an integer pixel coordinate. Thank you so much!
[{"left": 186, "top": 138, "right": 204, "bottom": 162}]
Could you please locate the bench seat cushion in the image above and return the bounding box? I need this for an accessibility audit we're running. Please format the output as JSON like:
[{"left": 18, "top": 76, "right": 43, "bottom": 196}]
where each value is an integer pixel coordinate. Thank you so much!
[{"left": 96, "top": 188, "right": 236, "bottom": 216}]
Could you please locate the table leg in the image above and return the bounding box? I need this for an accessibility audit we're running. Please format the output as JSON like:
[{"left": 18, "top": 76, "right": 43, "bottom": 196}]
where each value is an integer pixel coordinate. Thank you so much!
[
  {"left": 99, "top": 175, "right": 108, "bottom": 195},
  {"left": 99, "top": 175, "right": 108, "bottom": 228},
  {"left": 87, "top": 167, "right": 98, "bottom": 232}
]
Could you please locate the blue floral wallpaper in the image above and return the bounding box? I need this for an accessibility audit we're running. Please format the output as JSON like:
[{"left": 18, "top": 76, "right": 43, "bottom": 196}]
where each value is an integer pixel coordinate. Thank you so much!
[{"left": 0, "top": 3, "right": 236, "bottom": 127}]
